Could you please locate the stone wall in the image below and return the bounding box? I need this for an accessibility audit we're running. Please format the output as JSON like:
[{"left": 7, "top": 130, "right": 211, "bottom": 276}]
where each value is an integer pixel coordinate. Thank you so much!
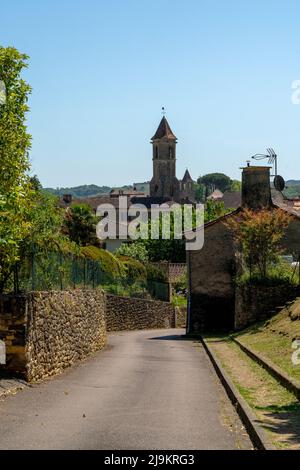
[
  {"left": 0, "top": 290, "right": 107, "bottom": 382},
  {"left": 106, "top": 294, "right": 175, "bottom": 331},
  {"left": 235, "top": 284, "right": 300, "bottom": 330}
]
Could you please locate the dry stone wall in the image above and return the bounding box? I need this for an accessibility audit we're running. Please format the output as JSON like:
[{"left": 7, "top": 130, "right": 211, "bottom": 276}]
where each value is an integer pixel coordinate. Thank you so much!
[
  {"left": 106, "top": 294, "right": 175, "bottom": 331},
  {"left": 0, "top": 290, "right": 107, "bottom": 382}
]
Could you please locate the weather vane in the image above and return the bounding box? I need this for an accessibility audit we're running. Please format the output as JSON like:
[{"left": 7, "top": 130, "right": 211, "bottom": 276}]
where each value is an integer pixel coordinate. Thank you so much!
[{"left": 161, "top": 106, "right": 166, "bottom": 116}]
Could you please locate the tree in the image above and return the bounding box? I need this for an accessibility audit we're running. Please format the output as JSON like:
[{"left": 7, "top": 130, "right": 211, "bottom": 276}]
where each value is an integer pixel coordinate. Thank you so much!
[
  {"left": 230, "top": 179, "right": 241, "bottom": 192},
  {"left": 198, "top": 173, "right": 231, "bottom": 194},
  {"left": 227, "top": 208, "right": 291, "bottom": 279},
  {"left": 63, "top": 203, "right": 99, "bottom": 246},
  {"left": 204, "top": 200, "right": 229, "bottom": 223},
  {"left": 194, "top": 182, "right": 205, "bottom": 202},
  {"left": 115, "top": 242, "right": 149, "bottom": 263},
  {"left": 0, "top": 47, "right": 33, "bottom": 290}
]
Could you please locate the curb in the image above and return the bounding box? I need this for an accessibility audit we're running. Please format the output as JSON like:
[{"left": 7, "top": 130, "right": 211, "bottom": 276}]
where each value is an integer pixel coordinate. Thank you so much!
[
  {"left": 232, "top": 337, "right": 300, "bottom": 401},
  {"left": 201, "top": 337, "right": 276, "bottom": 450}
]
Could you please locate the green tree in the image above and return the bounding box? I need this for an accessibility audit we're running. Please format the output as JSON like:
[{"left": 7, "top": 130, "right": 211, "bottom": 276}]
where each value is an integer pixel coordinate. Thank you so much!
[
  {"left": 63, "top": 203, "right": 99, "bottom": 246},
  {"left": 230, "top": 179, "right": 241, "bottom": 192},
  {"left": 227, "top": 208, "right": 291, "bottom": 279},
  {"left": 194, "top": 182, "right": 205, "bottom": 202},
  {"left": 0, "top": 47, "right": 33, "bottom": 290},
  {"left": 115, "top": 241, "right": 149, "bottom": 263},
  {"left": 204, "top": 200, "right": 228, "bottom": 223},
  {"left": 198, "top": 173, "right": 232, "bottom": 194}
]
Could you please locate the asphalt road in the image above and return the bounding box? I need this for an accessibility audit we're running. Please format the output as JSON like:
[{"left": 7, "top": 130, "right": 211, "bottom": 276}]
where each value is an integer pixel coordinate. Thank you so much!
[{"left": 0, "top": 329, "right": 252, "bottom": 449}]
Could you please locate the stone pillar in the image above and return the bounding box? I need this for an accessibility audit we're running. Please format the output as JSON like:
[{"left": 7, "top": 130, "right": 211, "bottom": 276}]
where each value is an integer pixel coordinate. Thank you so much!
[{"left": 241, "top": 166, "right": 272, "bottom": 210}]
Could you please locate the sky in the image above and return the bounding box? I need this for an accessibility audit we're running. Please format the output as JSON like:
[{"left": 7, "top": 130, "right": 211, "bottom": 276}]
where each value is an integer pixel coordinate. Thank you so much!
[{"left": 2, "top": 0, "right": 300, "bottom": 188}]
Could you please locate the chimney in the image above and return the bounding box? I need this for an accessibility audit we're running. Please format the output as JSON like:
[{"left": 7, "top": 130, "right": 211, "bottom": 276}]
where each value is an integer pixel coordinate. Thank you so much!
[{"left": 241, "top": 166, "right": 272, "bottom": 210}]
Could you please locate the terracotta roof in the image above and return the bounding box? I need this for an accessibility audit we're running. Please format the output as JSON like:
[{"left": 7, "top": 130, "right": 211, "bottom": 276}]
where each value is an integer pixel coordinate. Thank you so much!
[
  {"left": 151, "top": 117, "right": 177, "bottom": 141},
  {"left": 182, "top": 169, "right": 193, "bottom": 183}
]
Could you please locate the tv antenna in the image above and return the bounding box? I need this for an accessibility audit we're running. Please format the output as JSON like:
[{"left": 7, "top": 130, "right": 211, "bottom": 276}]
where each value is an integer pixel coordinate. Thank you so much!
[{"left": 251, "top": 148, "right": 277, "bottom": 176}]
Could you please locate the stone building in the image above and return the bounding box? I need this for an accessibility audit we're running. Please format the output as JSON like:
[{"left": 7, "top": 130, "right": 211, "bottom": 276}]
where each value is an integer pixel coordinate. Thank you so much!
[{"left": 187, "top": 165, "right": 300, "bottom": 334}]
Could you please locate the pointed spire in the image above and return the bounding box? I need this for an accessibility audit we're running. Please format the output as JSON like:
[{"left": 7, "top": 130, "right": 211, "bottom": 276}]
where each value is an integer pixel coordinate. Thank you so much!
[
  {"left": 182, "top": 168, "right": 193, "bottom": 182},
  {"left": 151, "top": 116, "right": 177, "bottom": 141}
]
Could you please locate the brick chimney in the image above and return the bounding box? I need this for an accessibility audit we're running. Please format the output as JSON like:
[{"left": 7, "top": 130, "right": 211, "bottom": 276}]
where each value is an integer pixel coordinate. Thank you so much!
[{"left": 241, "top": 166, "right": 272, "bottom": 210}]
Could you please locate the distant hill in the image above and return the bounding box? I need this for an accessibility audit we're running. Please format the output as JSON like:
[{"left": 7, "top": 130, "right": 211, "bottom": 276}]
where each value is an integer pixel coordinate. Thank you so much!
[
  {"left": 283, "top": 180, "right": 300, "bottom": 198},
  {"left": 43, "top": 184, "right": 112, "bottom": 198},
  {"left": 43, "top": 183, "right": 151, "bottom": 198},
  {"left": 286, "top": 180, "right": 300, "bottom": 186}
]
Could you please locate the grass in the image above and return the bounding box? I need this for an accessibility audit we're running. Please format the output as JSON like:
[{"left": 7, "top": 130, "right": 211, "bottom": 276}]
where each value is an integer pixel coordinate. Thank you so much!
[
  {"left": 233, "top": 300, "right": 300, "bottom": 383},
  {"left": 172, "top": 294, "right": 187, "bottom": 308},
  {"left": 205, "top": 335, "right": 300, "bottom": 449}
]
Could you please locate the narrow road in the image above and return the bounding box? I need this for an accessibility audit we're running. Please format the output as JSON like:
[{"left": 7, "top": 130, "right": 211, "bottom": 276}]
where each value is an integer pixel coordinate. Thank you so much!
[{"left": 0, "top": 329, "right": 252, "bottom": 449}]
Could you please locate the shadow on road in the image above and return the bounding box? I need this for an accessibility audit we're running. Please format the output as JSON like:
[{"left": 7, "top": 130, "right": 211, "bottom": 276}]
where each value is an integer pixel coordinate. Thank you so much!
[{"left": 148, "top": 333, "right": 188, "bottom": 341}]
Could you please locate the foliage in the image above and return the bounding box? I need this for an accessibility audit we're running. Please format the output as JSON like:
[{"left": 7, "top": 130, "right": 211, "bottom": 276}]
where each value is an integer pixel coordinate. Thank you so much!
[
  {"left": 145, "top": 263, "right": 168, "bottom": 282},
  {"left": 198, "top": 173, "right": 231, "bottom": 194},
  {"left": 204, "top": 200, "right": 229, "bottom": 223},
  {"left": 63, "top": 203, "right": 99, "bottom": 246},
  {"left": 172, "top": 294, "right": 187, "bottom": 308},
  {"left": 80, "top": 245, "right": 124, "bottom": 277},
  {"left": 44, "top": 184, "right": 111, "bottom": 198},
  {"left": 230, "top": 179, "right": 241, "bottom": 192},
  {"left": 20, "top": 186, "right": 71, "bottom": 254},
  {"left": 173, "top": 273, "right": 188, "bottom": 295},
  {"left": 117, "top": 255, "right": 147, "bottom": 281},
  {"left": 115, "top": 241, "right": 149, "bottom": 263},
  {"left": 197, "top": 173, "right": 241, "bottom": 198},
  {"left": 194, "top": 182, "right": 205, "bottom": 202},
  {"left": 226, "top": 208, "right": 291, "bottom": 280},
  {"left": 0, "top": 47, "right": 33, "bottom": 290}
]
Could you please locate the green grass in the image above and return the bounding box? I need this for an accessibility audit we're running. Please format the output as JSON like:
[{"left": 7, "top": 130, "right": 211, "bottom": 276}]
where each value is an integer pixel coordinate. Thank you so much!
[
  {"left": 172, "top": 294, "right": 187, "bottom": 308},
  {"left": 235, "top": 305, "right": 300, "bottom": 383}
]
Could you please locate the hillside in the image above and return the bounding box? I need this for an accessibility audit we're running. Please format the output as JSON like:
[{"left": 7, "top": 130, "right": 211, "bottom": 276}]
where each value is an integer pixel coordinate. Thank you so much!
[{"left": 43, "top": 181, "right": 151, "bottom": 198}]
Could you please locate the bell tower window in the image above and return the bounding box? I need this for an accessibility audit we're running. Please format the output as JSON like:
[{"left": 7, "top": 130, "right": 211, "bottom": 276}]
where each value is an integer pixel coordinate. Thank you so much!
[
  {"left": 169, "top": 147, "right": 173, "bottom": 158},
  {"left": 155, "top": 146, "right": 159, "bottom": 159}
]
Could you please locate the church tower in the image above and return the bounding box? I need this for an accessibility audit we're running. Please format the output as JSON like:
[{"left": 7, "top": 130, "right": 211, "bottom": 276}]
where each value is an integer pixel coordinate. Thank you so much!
[{"left": 150, "top": 116, "right": 180, "bottom": 200}]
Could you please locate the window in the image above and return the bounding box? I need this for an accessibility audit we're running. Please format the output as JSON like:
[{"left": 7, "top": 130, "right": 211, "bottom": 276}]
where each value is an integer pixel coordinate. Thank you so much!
[
  {"left": 155, "top": 146, "right": 159, "bottom": 159},
  {"left": 169, "top": 147, "right": 173, "bottom": 158}
]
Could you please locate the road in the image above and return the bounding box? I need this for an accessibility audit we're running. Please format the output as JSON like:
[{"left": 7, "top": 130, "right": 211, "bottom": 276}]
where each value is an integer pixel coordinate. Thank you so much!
[{"left": 0, "top": 329, "right": 252, "bottom": 449}]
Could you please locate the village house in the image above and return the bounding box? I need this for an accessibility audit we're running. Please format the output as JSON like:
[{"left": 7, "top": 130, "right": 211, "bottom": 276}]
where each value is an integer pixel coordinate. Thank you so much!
[{"left": 187, "top": 165, "right": 300, "bottom": 334}]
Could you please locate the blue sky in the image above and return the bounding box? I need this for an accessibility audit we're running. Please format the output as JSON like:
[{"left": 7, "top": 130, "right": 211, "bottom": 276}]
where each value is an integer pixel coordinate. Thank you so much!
[{"left": 2, "top": 0, "right": 300, "bottom": 187}]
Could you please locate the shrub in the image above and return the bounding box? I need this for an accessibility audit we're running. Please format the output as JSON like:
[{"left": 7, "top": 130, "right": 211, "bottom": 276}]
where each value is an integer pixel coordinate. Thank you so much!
[
  {"left": 145, "top": 263, "right": 168, "bottom": 282},
  {"left": 81, "top": 246, "right": 124, "bottom": 278},
  {"left": 117, "top": 255, "right": 147, "bottom": 281},
  {"left": 226, "top": 208, "right": 291, "bottom": 280},
  {"left": 115, "top": 242, "right": 149, "bottom": 263}
]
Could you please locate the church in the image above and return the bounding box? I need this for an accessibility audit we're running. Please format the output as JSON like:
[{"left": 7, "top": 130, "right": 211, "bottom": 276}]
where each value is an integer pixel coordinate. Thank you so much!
[{"left": 149, "top": 115, "right": 196, "bottom": 203}]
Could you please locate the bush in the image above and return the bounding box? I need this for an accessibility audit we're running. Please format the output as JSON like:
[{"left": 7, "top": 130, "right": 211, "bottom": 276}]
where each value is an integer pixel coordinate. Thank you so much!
[
  {"left": 115, "top": 242, "right": 149, "bottom": 263},
  {"left": 117, "top": 256, "right": 147, "bottom": 281},
  {"left": 173, "top": 273, "right": 187, "bottom": 295},
  {"left": 235, "top": 260, "right": 299, "bottom": 287},
  {"left": 145, "top": 263, "right": 168, "bottom": 282},
  {"left": 81, "top": 246, "right": 124, "bottom": 278}
]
